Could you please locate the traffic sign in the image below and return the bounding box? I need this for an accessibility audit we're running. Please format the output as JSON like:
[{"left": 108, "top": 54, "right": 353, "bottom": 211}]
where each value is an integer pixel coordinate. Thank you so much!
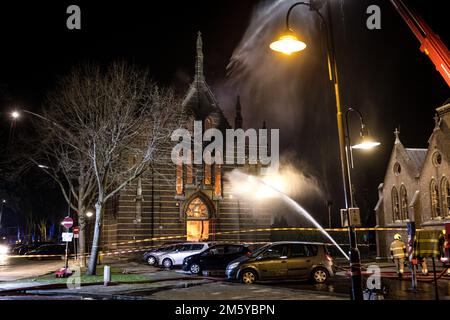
[
  {"left": 73, "top": 226, "right": 79, "bottom": 234},
  {"left": 62, "top": 217, "right": 74, "bottom": 229},
  {"left": 62, "top": 232, "right": 74, "bottom": 242}
]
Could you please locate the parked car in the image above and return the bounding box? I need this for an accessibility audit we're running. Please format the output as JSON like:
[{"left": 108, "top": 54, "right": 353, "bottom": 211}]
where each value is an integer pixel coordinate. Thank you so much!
[
  {"left": 14, "top": 242, "right": 54, "bottom": 255},
  {"left": 143, "top": 244, "right": 180, "bottom": 266},
  {"left": 24, "top": 243, "right": 70, "bottom": 260},
  {"left": 182, "top": 243, "right": 251, "bottom": 275},
  {"left": 225, "top": 241, "right": 334, "bottom": 284},
  {"left": 158, "top": 242, "right": 211, "bottom": 269}
]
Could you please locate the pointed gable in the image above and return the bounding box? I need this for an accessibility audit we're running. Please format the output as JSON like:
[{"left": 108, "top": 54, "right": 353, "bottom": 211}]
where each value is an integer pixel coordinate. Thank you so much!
[
  {"left": 182, "top": 32, "right": 230, "bottom": 131},
  {"left": 383, "top": 129, "right": 425, "bottom": 182}
]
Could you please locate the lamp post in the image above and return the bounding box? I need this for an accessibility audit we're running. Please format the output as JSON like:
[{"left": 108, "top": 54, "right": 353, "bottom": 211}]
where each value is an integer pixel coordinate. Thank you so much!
[
  {"left": 345, "top": 107, "right": 381, "bottom": 208},
  {"left": 270, "top": 0, "right": 366, "bottom": 300},
  {"left": 0, "top": 200, "right": 6, "bottom": 231}
]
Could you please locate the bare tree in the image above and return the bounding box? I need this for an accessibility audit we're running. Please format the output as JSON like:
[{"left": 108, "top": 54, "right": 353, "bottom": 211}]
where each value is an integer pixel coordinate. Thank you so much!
[{"left": 37, "top": 62, "right": 185, "bottom": 274}]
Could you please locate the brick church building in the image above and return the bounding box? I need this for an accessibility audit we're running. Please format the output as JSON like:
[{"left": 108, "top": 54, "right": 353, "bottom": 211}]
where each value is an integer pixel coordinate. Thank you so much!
[
  {"left": 375, "top": 99, "right": 450, "bottom": 257},
  {"left": 101, "top": 33, "right": 271, "bottom": 251}
]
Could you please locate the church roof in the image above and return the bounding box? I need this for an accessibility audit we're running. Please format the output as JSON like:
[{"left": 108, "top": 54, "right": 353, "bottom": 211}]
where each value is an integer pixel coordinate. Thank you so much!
[
  {"left": 404, "top": 148, "right": 427, "bottom": 173},
  {"left": 182, "top": 32, "right": 229, "bottom": 129}
]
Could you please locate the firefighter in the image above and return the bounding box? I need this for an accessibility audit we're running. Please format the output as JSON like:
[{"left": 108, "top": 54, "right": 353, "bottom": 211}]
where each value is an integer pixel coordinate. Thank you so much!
[{"left": 390, "top": 233, "right": 407, "bottom": 278}]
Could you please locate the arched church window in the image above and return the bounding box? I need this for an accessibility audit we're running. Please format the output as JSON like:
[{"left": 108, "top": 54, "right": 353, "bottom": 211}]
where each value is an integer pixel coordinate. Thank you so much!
[
  {"left": 176, "top": 156, "right": 183, "bottom": 196},
  {"left": 392, "top": 187, "right": 400, "bottom": 222},
  {"left": 186, "top": 149, "right": 193, "bottom": 185},
  {"left": 430, "top": 179, "right": 441, "bottom": 218},
  {"left": 186, "top": 196, "right": 210, "bottom": 242},
  {"left": 400, "top": 185, "right": 408, "bottom": 221},
  {"left": 214, "top": 151, "right": 222, "bottom": 198},
  {"left": 203, "top": 117, "right": 213, "bottom": 185},
  {"left": 441, "top": 177, "right": 450, "bottom": 217},
  {"left": 186, "top": 197, "right": 209, "bottom": 219}
]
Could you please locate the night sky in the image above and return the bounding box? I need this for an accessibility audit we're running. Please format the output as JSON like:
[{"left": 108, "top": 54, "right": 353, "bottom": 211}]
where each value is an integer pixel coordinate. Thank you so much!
[{"left": 0, "top": 0, "right": 448, "bottom": 232}]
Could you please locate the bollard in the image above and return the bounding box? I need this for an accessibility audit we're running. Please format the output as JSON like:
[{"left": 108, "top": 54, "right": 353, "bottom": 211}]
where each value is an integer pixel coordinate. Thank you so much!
[{"left": 104, "top": 265, "right": 111, "bottom": 286}]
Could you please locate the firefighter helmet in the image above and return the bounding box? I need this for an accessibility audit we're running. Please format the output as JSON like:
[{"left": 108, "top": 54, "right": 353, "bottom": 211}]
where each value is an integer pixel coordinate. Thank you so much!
[{"left": 394, "top": 233, "right": 402, "bottom": 240}]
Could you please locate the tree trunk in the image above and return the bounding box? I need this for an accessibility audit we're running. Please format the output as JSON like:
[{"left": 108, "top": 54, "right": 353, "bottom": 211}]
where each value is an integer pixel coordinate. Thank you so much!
[
  {"left": 86, "top": 199, "right": 103, "bottom": 275},
  {"left": 78, "top": 203, "right": 86, "bottom": 267}
]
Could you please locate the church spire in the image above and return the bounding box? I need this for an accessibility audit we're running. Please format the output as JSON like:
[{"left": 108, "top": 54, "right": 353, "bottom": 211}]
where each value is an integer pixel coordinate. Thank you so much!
[
  {"left": 394, "top": 128, "right": 401, "bottom": 144},
  {"left": 195, "top": 31, "right": 204, "bottom": 81},
  {"left": 234, "top": 96, "right": 243, "bottom": 129}
]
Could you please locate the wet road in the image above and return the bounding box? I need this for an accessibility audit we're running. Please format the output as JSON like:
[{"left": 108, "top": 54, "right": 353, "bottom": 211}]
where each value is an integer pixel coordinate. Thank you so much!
[
  {"left": 0, "top": 256, "right": 64, "bottom": 281},
  {"left": 268, "top": 274, "right": 450, "bottom": 300}
]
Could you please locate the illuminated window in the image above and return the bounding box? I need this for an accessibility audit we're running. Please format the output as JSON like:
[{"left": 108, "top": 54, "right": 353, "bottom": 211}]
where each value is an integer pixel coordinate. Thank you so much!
[
  {"left": 186, "top": 196, "right": 210, "bottom": 242},
  {"left": 186, "top": 197, "right": 209, "bottom": 219},
  {"left": 176, "top": 157, "right": 183, "bottom": 195},
  {"left": 391, "top": 187, "right": 400, "bottom": 222},
  {"left": 400, "top": 185, "right": 408, "bottom": 220},
  {"left": 204, "top": 164, "right": 212, "bottom": 185},
  {"left": 430, "top": 179, "right": 441, "bottom": 218},
  {"left": 441, "top": 177, "right": 450, "bottom": 217},
  {"left": 186, "top": 150, "right": 193, "bottom": 185},
  {"left": 214, "top": 163, "right": 222, "bottom": 198}
]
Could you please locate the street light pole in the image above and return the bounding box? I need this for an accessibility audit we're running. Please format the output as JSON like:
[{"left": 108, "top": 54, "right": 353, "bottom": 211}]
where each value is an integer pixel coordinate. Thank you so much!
[
  {"left": 0, "top": 200, "right": 6, "bottom": 232},
  {"left": 270, "top": 0, "right": 364, "bottom": 300}
]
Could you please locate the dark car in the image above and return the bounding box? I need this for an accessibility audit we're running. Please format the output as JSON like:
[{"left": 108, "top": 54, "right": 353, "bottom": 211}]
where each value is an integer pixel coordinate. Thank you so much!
[
  {"left": 24, "top": 243, "right": 70, "bottom": 260},
  {"left": 182, "top": 244, "right": 251, "bottom": 275},
  {"left": 225, "top": 241, "right": 334, "bottom": 284},
  {"left": 15, "top": 242, "right": 54, "bottom": 255}
]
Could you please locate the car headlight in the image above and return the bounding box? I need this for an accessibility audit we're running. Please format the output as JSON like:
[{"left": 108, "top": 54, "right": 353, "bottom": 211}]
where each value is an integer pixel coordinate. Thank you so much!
[
  {"left": 227, "top": 262, "right": 240, "bottom": 270},
  {"left": 0, "top": 245, "right": 9, "bottom": 255}
]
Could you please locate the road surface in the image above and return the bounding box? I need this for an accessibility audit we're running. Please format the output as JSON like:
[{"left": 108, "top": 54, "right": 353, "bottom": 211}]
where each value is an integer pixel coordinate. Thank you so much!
[{"left": 0, "top": 256, "right": 63, "bottom": 281}]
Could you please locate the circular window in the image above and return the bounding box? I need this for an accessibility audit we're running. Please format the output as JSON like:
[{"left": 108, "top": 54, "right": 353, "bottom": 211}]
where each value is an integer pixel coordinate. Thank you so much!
[
  {"left": 432, "top": 152, "right": 442, "bottom": 167},
  {"left": 394, "top": 162, "right": 401, "bottom": 176}
]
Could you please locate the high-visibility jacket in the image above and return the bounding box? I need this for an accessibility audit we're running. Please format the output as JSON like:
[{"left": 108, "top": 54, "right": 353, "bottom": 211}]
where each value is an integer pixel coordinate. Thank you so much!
[
  {"left": 413, "top": 230, "right": 444, "bottom": 258},
  {"left": 390, "top": 239, "right": 406, "bottom": 258}
]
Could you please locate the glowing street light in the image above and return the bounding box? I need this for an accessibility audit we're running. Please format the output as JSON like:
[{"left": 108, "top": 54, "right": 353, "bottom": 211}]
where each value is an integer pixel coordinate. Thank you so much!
[
  {"left": 270, "top": 33, "right": 307, "bottom": 55},
  {"left": 351, "top": 136, "right": 381, "bottom": 150},
  {"left": 86, "top": 211, "right": 94, "bottom": 218},
  {"left": 346, "top": 108, "right": 381, "bottom": 151},
  {"left": 11, "top": 111, "right": 20, "bottom": 120}
]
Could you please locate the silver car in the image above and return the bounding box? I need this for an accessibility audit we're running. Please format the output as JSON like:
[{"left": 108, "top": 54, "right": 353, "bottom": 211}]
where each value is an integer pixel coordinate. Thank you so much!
[{"left": 158, "top": 242, "right": 211, "bottom": 269}]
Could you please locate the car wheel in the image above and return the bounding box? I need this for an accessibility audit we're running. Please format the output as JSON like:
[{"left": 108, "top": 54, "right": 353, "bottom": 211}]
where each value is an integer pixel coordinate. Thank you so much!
[
  {"left": 189, "top": 263, "right": 201, "bottom": 275},
  {"left": 311, "top": 267, "right": 329, "bottom": 284},
  {"left": 241, "top": 269, "right": 257, "bottom": 284},
  {"left": 162, "top": 258, "right": 173, "bottom": 269},
  {"left": 147, "top": 256, "right": 156, "bottom": 266}
]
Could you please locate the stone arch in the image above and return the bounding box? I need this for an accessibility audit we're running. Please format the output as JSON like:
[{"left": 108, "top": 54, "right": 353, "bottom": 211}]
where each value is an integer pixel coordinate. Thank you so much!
[{"left": 183, "top": 192, "right": 215, "bottom": 242}]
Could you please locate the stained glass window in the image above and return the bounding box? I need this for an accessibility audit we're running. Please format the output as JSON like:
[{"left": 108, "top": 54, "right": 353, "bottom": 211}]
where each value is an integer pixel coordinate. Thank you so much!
[{"left": 186, "top": 197, "right": 209, "bottom": 218}]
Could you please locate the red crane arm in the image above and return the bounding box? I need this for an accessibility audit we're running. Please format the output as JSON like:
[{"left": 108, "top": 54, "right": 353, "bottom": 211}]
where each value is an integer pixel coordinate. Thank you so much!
[{"left": 390, "top": 0, "right": 450, "bottom": 87}]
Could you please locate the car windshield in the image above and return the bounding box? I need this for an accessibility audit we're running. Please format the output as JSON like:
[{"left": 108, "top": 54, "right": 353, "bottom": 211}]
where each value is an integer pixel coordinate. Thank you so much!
[{"left": 250, "top": 244, "right": 271, "bottom": 257}]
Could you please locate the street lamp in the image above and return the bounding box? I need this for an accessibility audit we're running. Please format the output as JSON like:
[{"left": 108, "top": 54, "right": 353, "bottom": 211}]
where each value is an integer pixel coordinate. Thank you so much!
[
  {"left": 347, "top": 108, "right": 381, "bottom": 151},
  {"left": 86, "top": 211, "right": 94, "bottom": 218},
  {"left": 0, "top": 200, "right": 6, "bottom": 230},
  {"left": 270, "top": 0, "right": 365, "bottom": 300},
  {"left": 345, "top": 107, "right": 380, "bottom": 207},
  {"left": 10, "top": 111, "right": 20, "bottom": 120}
]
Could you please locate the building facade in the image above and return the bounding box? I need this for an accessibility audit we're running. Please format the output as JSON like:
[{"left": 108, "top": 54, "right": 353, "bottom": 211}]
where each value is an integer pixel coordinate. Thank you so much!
[
  {"left": 101, "top": 33, "right": 271, "bottom": 251},
  {"left": 375, "top": 100, "right": 450, "bottom": 257}
]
